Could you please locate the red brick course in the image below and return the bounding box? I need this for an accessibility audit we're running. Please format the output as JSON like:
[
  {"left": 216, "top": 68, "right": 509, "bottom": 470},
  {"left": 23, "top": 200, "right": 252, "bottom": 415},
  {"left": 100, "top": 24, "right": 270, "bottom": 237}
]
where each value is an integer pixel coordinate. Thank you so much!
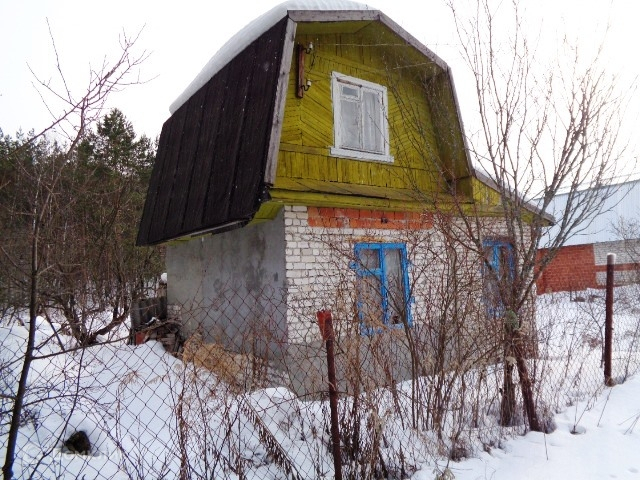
[{"left": 307, "top": 207, "right": 433, "bottom": 230}]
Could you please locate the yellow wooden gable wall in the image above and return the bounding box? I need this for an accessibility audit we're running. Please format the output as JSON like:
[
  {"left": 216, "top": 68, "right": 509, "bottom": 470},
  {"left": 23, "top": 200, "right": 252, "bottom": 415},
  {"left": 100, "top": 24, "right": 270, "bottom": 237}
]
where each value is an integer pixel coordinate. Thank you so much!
[{"left": 270, "top": 20, "right": 467, "bottom": 212}]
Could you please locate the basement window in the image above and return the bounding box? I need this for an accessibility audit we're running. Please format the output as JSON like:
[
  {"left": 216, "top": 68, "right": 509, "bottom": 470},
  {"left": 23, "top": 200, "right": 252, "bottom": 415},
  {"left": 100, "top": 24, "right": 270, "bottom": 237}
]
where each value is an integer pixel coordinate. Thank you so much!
[
  {"left": 352, "top": 243, "right": 411, "bottom": 335},
  {"left": 482, "top": 239, "right": 515, "bottom": 317},
  {"left": 331, "top": 72, "right": 393, "bottom": 163}
]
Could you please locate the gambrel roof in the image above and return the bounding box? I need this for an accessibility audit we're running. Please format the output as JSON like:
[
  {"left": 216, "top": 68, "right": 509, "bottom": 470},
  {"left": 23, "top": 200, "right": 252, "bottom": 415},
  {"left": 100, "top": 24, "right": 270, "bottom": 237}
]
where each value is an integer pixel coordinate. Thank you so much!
[{"left": 137, "top": 1, "right": 473, "bottom": 246}]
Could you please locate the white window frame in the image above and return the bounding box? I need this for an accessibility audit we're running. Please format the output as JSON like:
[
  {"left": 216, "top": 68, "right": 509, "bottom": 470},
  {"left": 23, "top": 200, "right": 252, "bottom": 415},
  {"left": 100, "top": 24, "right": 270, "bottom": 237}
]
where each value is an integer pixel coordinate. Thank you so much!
[{"left": 330, "top": 72, "right": 393, "bottom": 163}]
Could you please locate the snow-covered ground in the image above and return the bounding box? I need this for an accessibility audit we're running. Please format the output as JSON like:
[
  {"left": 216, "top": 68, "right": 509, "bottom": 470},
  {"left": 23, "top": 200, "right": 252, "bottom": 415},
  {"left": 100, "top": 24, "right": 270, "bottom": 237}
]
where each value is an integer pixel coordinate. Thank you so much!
[
  {"left": 425, "top": 374, "right": 640, "bottom": 479},
  {"left": 1, "top": 288, "right": 639, "bottom": 479}
]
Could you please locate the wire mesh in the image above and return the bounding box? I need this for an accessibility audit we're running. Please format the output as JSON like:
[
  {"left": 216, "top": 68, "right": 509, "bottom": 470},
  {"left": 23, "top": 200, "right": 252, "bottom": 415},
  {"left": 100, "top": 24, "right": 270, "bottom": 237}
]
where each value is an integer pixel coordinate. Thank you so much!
[{"left": 1, "top": 282, "right": 639, "bottom": 479}]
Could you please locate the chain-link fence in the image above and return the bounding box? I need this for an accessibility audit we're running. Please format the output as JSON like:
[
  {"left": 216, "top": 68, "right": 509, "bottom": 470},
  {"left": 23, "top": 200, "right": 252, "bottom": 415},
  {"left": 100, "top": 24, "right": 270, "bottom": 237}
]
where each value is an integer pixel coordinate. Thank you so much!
[
  {"left": 535, "top": 286, "right": 640, "bottom": 421},
  {"left": 2, "top": 282, "right": 639, "bottom": 479}
]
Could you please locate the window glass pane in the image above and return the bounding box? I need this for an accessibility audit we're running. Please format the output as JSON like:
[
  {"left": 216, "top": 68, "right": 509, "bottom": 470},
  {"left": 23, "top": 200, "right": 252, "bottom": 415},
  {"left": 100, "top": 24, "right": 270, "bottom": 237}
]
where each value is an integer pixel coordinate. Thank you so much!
[
  {"left": 483, "top": 245, "right": 501, "bottom": 312},
  {"left": 384, "top": 248, "right": 405, "bottom": 325},
  {"left": 359, "top": 248, "right": 379, "bottom": 271},
  {"left": 483, "top": 273, "right": 501, "bottom": 313},
  {"left": 362, "top": 90, "right": 383, "bottom": 153},
  {"left": 340, "top": 98, "right": 361, "bottom": 149},
  {"left": 482, "top": 242, "right": 514, "bottom": 316},
  {"left": 360, "top": 275, "right": 384, "bottom": 327},
  {"left": 333, "top": 74, "right": 389, "bottom": 158},
  {"left": 341, "top": 84, "right": 359, "bottom": 98}
]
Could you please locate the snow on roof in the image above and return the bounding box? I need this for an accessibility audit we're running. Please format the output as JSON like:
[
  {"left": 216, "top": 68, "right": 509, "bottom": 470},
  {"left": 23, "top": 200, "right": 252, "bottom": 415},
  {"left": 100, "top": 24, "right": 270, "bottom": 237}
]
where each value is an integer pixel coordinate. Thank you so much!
[
  {"left": 544, "top": 179, "right": 640, "bottom": 246},
  {"left": 169, "top": 0, "right": 376, "bottom": 113}
]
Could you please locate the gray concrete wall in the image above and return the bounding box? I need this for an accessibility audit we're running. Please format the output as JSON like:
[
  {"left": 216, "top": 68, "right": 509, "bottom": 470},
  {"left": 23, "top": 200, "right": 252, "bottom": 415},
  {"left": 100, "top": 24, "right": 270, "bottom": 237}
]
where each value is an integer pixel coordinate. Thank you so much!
[
  {"left": 285, "top": 333, "right": 417, "bottom": 398},
  {"left": 166, "top": 209, "right": 288, "bottom": 365}
]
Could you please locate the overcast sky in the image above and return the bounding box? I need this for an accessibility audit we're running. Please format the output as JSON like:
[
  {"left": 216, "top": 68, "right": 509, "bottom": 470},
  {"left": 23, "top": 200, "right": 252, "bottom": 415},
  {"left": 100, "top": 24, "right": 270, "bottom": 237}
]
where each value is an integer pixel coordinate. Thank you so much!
[{"left": 1, "top": 0, "right": 637, "bottom": 153}]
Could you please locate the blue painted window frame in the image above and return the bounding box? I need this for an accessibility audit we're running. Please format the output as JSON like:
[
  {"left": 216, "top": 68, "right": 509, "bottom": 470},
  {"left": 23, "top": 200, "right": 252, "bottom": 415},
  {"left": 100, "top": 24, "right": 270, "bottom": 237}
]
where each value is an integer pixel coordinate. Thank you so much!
[
  {"left": 482, "top": 239, "right": 515, "bottom": 317},
  {"left": 352, "top": 242, "right": 412, "bottom": 335}
]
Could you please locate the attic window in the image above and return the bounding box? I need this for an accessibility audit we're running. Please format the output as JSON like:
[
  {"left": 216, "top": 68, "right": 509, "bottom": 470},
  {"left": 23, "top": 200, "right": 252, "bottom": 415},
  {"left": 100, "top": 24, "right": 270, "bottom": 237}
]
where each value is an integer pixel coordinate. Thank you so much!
[{"left": 330, "top": 72, "right": 393, "bottom": 163}]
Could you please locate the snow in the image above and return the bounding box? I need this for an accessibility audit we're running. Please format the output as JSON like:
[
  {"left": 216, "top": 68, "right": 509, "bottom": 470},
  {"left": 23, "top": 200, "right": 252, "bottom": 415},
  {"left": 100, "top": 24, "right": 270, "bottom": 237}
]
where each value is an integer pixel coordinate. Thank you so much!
[
  {"left": 432, "top": 378, "right": 640, "bottom": 480},
  {"left": 169, "top": 0, "right": 375, "bottom": 113},
  {"left": 542, "top": 179, "right": 640, "bottom": 246},
  {"left": 1, "top": 289, "right": 639, "bottom": 479}
]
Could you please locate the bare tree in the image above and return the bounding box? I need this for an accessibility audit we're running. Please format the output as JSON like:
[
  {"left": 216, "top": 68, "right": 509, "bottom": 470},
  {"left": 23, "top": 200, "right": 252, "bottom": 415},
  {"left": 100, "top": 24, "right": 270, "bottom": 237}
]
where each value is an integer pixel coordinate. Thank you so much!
[
  {"left": 2, "top": 27, "right": 149, "bottom": 479},
  {"left": 443, "top": 0, "right": 635, "bottom": 430}
]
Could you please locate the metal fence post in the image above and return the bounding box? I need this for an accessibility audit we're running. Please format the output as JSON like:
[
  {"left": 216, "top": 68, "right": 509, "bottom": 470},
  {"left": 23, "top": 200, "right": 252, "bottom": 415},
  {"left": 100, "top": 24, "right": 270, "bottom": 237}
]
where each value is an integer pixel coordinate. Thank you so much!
[
  {"left": 604, "top": 253, "right": 616, "bottom": 386},
  {"left": 317, "top": 310, "right": 343, "bottom": 480}
]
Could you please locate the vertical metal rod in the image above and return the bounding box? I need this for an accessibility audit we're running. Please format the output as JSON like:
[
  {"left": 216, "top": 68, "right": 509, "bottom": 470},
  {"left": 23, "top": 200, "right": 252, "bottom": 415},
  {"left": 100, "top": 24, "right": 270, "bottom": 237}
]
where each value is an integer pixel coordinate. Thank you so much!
[
  {"left": 604, "top": 253, "right": 616, "bottom": 386},
  {"left": 317, "top": 310, "right": 342, "bottom": 480}
]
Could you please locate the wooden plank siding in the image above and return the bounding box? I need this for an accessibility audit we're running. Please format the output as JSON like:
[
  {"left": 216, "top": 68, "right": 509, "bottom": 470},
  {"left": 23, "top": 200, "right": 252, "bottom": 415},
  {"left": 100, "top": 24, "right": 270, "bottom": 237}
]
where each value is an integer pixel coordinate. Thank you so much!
[
  {"left": 136, "top": 108, "right": 175, "bottom": 243},
  {"left": 229, "top": 22, "right": 293, "bottom": 218},
  {"left": 273, "top": 21, "right": 456, "bottom": 208},
  {"left": 162, "top": 91, "right": 204, "bottom": 239},
  {"left": 146, "top": 106, "right": 186, "bottom": 243},
  {"left": 200, "top": 52, "right": 253, "bottom": 227},
  {"left": 181, "top": 72, "right": 228, "bottom": 232},
  {"left": 137, "top": 18, "right": 289, "bottom": 245}
]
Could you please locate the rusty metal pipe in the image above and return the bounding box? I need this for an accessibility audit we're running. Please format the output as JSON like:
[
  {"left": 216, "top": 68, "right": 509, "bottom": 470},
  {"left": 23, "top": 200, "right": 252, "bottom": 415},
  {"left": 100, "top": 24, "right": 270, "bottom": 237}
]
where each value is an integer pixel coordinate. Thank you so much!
[{"left": 317, "top": 310, "right": 342, "bottom": 480}]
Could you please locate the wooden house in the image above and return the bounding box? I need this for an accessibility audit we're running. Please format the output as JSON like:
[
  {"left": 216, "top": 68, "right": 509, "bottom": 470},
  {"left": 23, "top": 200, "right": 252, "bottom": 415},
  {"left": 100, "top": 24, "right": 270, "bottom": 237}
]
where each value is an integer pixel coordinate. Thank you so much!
[{"left": 137, "top": 1, "right": 525, "bottom": 393}]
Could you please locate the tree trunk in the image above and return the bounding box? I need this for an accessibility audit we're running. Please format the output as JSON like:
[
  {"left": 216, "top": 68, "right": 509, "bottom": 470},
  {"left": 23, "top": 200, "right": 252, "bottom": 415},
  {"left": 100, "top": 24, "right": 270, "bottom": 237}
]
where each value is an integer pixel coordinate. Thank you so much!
[
  {"left": 3, "top": 220, "right": 40, "bottom": 480},
  {"left": 500, "top": 345, "right": 516, "bottom": 427},
  {"left": 513, "top": 330, "right": 541, "bottom": 431}
]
